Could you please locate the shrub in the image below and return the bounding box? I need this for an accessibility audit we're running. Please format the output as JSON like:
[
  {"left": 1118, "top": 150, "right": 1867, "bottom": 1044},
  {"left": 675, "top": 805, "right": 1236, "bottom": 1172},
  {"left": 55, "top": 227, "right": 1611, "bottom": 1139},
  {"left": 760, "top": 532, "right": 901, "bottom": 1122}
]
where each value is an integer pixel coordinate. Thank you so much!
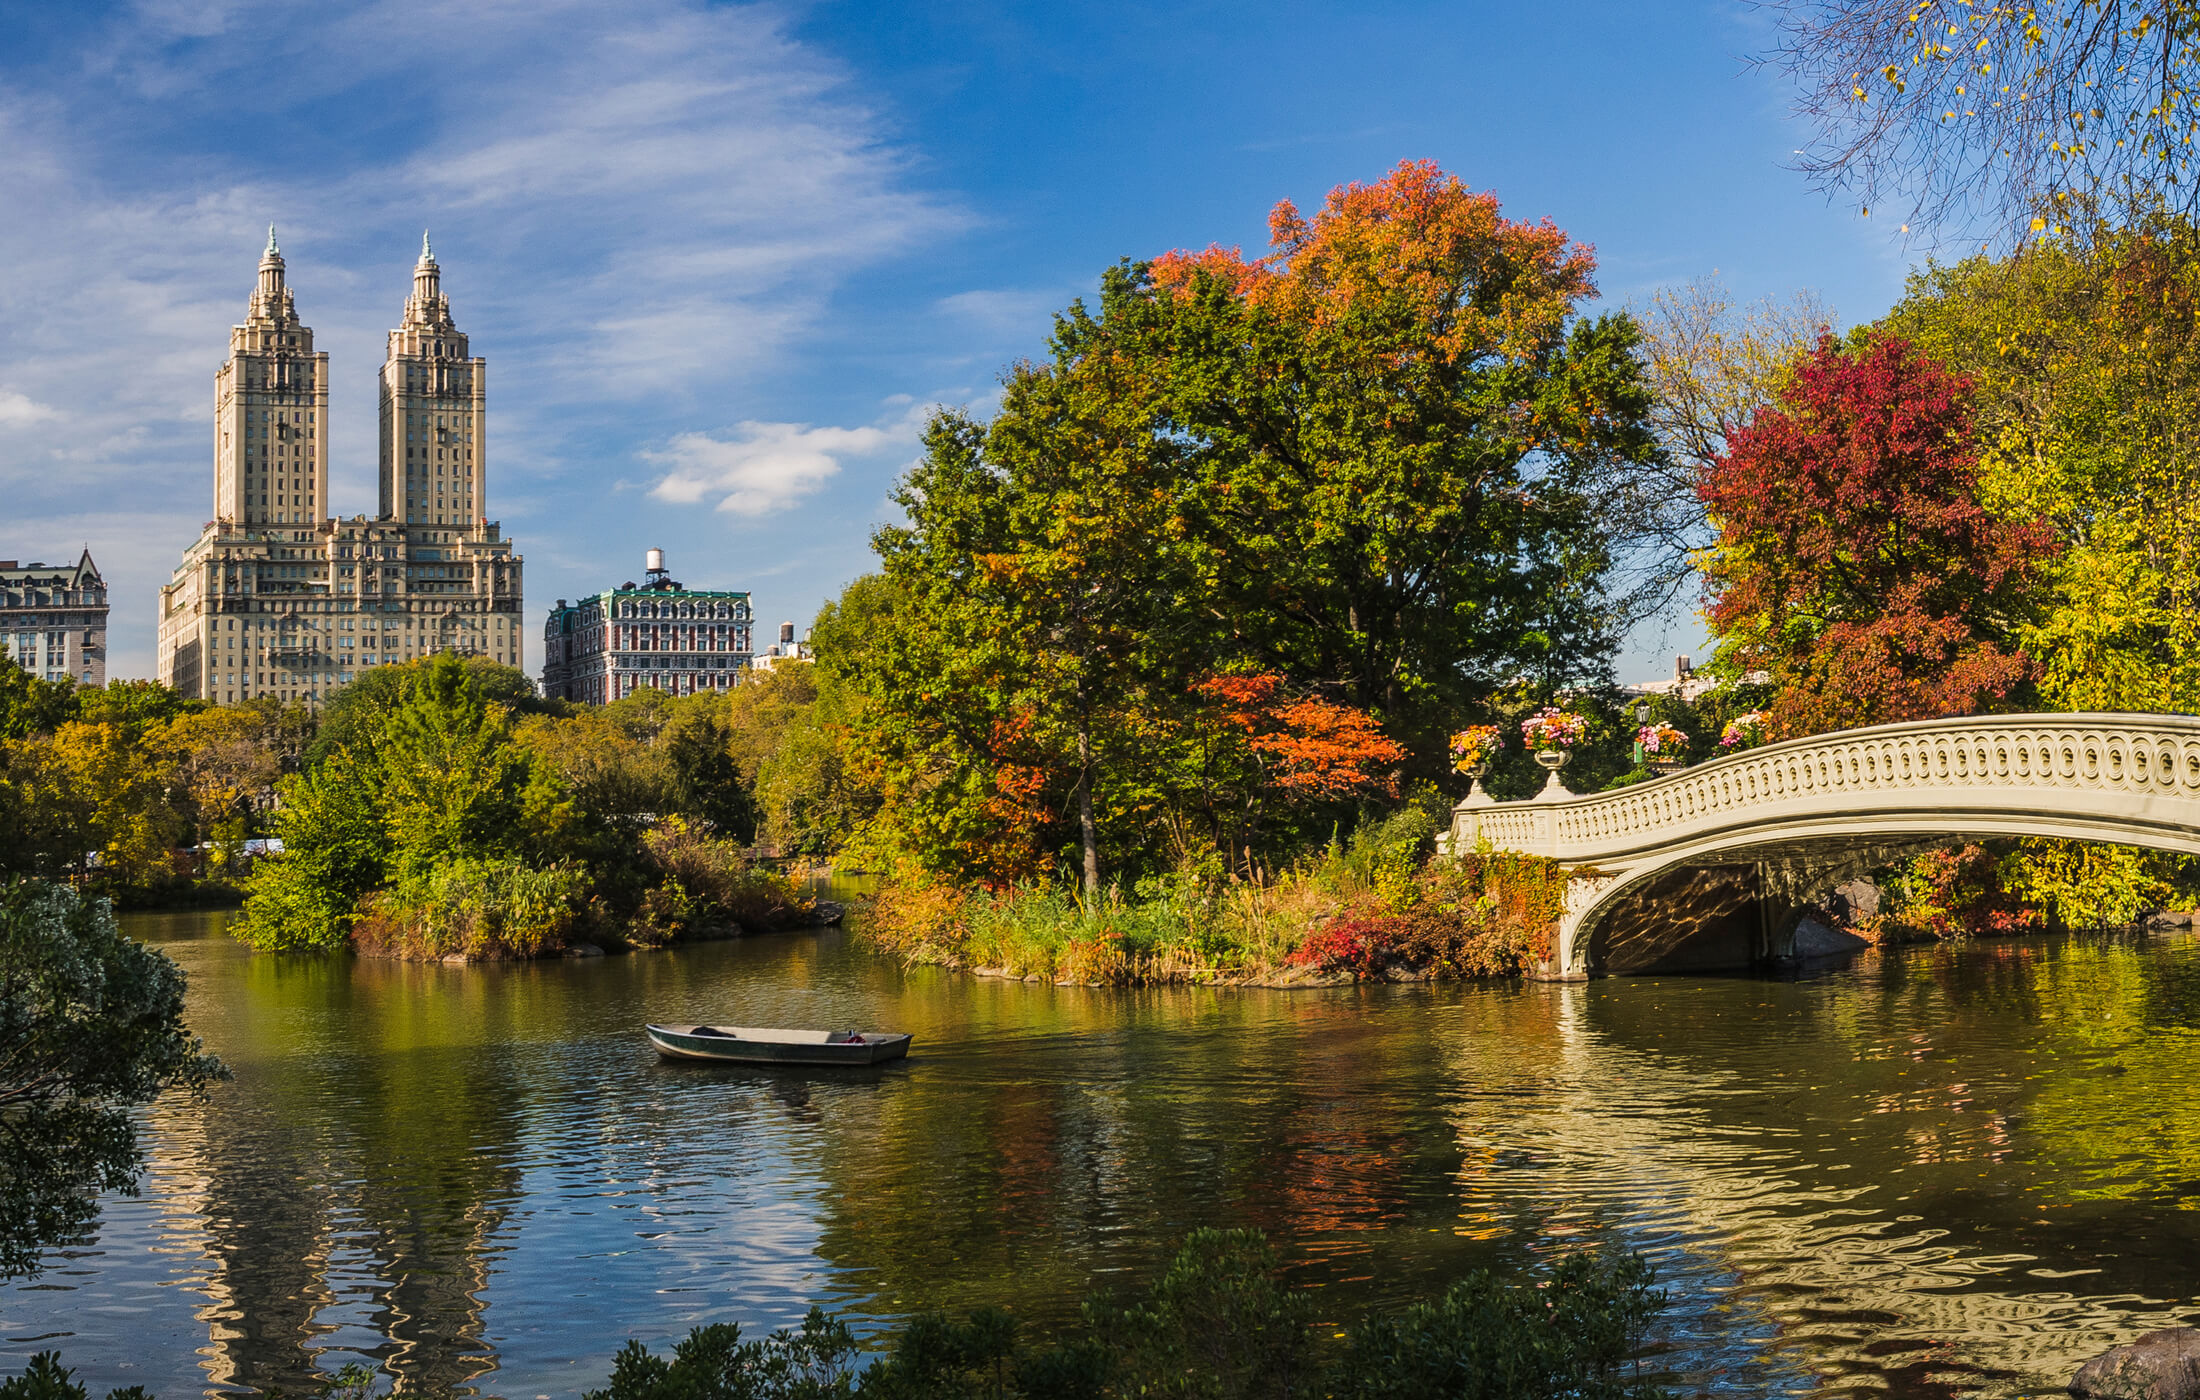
[
  {"left": 1882, "top": 843, "right": 2040, "bottom": 939},
  {"left": 350, "top": 857, "right": 589, "bottom": 960},
  {"left": 638, "top": 819, "right": 813, "bottom": 937},
  {"left": 582, "top": 1310, "right": 858, "bottom": 1400},
  {"left": 0, "top": 1353, "right": 150, "bottom": 1400},
  {"left": 1329, "top": 1248, "right": 1668, "bottom": 1400},
  {"left": 1289, "top": 915, "right": 1404, "bottom": 975}
]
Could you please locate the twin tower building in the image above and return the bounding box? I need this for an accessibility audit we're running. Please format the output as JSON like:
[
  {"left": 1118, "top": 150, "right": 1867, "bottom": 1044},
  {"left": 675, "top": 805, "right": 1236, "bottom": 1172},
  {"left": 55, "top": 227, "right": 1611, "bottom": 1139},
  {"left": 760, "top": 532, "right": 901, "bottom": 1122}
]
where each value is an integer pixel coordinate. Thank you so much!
[{"left": 155, "top": 231, "right": 524, "bottom": 705}]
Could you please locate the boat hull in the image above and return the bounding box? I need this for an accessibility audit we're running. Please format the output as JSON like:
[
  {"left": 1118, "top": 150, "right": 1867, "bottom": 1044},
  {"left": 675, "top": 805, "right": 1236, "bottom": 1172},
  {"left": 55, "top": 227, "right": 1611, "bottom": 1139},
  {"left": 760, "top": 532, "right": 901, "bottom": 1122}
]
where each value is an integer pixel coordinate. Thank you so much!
[{"left": 645, "top": 1024, "right": 913, "bottom": 1066}]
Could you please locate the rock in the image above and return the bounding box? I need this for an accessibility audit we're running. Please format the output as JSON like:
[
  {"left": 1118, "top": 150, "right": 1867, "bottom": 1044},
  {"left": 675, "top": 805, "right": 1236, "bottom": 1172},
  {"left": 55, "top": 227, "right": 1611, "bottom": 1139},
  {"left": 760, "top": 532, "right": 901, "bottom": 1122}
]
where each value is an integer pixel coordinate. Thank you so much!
[
  {"left": 440, "top": 953, "right": 471, "bottom": 966},
  {"left": 1791, "top": 915, "right": 1870, "bottom": 960},
  {"left": 562, "top": 942, "right": 605, "bottom": 958},
  {"left": 2070, "top": 1327, "right": 2200, "bottom": 1398},
  {"left": 807, "top": 900, "right": 846, "bottom": 927},
  {"left": 1829, "top": 877, "right": 1881, "bottom": 922},
  {"left": 2146, "top": 911, "right": 2194, "bottom": 930}
]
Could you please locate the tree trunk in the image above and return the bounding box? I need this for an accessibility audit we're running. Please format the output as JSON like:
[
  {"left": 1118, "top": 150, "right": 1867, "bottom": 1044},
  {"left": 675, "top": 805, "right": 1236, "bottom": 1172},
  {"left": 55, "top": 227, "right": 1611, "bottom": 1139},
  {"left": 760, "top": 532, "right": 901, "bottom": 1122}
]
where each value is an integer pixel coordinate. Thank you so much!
[{"left": 1077, "top": 722, "right": 1100, "bottom": 901}]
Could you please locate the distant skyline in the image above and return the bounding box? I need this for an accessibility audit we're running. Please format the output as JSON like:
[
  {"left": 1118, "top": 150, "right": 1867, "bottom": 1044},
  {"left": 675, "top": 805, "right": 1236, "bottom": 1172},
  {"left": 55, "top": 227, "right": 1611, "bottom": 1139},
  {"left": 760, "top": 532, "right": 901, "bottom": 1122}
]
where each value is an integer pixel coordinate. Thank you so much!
[{"left": 0, "top": 1, "right": 1917, "bottom": 683}]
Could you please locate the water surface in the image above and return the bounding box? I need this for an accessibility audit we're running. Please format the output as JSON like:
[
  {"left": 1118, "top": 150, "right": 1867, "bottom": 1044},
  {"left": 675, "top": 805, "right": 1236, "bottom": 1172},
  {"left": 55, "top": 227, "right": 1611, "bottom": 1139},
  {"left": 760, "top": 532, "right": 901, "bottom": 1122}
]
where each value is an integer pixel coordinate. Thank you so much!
[{"left": 5, "top": 906, "right": 2200, "bottom": 1397}]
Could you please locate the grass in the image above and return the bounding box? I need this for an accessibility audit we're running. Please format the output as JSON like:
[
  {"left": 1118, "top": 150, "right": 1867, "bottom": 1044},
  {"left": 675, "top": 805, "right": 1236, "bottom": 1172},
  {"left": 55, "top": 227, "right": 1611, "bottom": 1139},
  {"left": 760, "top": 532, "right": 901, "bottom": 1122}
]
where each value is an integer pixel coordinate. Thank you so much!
[{"left": 865, "top": 808, "right": 1572, "bottom": 987}]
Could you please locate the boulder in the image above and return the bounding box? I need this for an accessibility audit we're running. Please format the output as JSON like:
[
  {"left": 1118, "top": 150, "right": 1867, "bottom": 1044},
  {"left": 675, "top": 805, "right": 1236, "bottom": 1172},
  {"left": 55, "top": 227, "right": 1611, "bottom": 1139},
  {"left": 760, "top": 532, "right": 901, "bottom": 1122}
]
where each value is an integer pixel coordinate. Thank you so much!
[
  {"left": 562, "top": 942, "right": 606, "bottom": 958},
  {"left": 1790, "top": 915, "right": 1871, "bottom": 960},
  {"left": 807, "top": 900, "right": 846, "bottom": 927},
  {"left": 1829, "top": 877, "right": 1881, "bottom": 922},
  {"left": 2071, "top": 1328, "right": 2200, "bottom": 1398},
  {"left": 2146, "top": 911, "right": 2195, "bottom": 930}
]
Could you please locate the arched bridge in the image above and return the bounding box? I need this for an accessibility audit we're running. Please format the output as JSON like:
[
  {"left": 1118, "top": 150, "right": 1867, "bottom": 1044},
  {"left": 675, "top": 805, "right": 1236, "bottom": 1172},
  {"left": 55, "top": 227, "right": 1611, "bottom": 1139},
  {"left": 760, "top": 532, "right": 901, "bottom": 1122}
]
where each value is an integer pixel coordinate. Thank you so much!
[{"left": 1442, "top": 713, "right": 2200, "bottom": 978}]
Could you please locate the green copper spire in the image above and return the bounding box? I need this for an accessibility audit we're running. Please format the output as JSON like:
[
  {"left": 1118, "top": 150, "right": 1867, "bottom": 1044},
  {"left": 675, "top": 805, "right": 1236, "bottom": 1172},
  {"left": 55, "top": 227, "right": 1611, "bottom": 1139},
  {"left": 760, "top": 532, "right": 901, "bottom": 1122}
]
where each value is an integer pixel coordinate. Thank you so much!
[
  {"left": 420, "top": 229, "right": 433, "bottom": 263},
  {"left": 265, "top": 224, "right": 279, "bottom": 257}
]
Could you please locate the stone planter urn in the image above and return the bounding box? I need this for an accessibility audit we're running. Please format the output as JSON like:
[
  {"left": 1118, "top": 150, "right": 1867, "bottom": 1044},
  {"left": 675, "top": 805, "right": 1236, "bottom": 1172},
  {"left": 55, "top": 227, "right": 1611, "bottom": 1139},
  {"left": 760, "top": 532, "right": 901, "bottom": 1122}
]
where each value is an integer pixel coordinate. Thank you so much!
[
  {"left": 1534, "top": 747, "right": 1571, "bottom": 798},
  {"left": 1458, "top": 759, "right": 1494, "bottom": 805}
]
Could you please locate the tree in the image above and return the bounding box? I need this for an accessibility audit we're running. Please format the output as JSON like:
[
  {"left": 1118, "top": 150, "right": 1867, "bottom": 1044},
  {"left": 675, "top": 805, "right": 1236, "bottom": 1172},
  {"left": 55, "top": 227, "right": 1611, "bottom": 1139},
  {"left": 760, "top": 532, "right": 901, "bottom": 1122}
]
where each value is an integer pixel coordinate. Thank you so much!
[
  {"left": 376, "top": 655, "right": 537, "bottom": 882},
  {"left": 0, "top": 653, "right": 74, "bottom": 741},
  {"left": 1627, "top": 275, "right": 1836, "bottom": 602},
  {"left": 0, "top": 881, "right": 224, "bottom": 1279},
  {"left": 1890, "top": 211, "right": 2200, "bottom": 711},
  {"left": 1698, "top": 334, "right": 2056, "bottom": 735},
  {"left": 1764, "top": 0, "right": 2200, "bottom": 239},
  {"left": 1137, "top": 159, "right": 1658, "bottom": 717}
]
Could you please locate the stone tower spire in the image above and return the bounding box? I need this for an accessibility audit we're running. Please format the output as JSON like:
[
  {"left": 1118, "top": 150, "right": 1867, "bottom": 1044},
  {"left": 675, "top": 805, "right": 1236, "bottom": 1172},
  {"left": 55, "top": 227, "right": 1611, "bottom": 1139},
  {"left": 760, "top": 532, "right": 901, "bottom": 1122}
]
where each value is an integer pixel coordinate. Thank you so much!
[
  {"left": 252, "top": 225, "right": 295, "bottom": 325},
  {"left": 380, "top": 238, "right": 485, "bottom": 528},
  {"left": 215, "top": 232, "right": 327, "bottom": 527}
]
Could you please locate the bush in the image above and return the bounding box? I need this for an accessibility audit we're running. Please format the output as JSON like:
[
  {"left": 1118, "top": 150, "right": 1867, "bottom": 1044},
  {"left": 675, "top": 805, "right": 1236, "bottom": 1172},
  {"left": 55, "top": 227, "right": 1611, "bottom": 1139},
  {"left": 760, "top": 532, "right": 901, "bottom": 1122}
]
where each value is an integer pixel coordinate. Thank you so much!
[
  {"left": 1289, "top": 915, "right": 1405, "bottom": 975},
  {"left": 1329, "top": 1248, "right": 1668, "bottom": 1400},
  {"left": 350, "top": 857, "right": 589, "bottom": 960},
  {"left": 0, "top": 1353, "right": 150, "bottom": 1400},
  {"left": 1880, "top": 843, "right": 2040, "bottom": 940},
  {"left": 585, "top": 1230, "right": 1667, "bottom": 1400},
  {"left": 638, "top": 820, "right": 813, "bottom": 940}
]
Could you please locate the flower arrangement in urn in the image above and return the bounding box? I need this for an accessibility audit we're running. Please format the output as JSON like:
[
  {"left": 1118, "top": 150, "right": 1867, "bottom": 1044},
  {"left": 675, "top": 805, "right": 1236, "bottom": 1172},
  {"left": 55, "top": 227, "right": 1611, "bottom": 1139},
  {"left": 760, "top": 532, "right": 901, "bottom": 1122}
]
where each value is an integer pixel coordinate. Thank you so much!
[
  {"left": 1719, "top": 710, "right": 1770, "bottom": 750},
  {"left": 1635, "top": 721, "right": 1689, "bottom": 762},
  {"left": 1519, "top": 707, "right": 1588, "bottom": 753},
  {"left": 1448, "top": 725, "right": 1503, "bottom": 775}
]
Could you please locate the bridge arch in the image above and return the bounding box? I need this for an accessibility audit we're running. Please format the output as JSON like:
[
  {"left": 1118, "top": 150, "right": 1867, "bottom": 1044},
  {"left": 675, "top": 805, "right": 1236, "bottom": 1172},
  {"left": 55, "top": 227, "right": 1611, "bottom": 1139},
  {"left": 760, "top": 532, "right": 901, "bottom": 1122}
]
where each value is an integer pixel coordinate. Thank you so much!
[{"left": 1443, "top": 714, "right": 2200, "bottom": 977}]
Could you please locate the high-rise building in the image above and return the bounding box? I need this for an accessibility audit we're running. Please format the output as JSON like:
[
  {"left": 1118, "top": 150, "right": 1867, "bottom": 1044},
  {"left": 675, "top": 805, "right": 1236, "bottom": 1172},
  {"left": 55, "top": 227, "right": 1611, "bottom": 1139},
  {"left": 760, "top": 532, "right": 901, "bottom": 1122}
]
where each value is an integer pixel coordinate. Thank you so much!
[
  {"left": 156, "top": 231, "right": 525, "bottom": 705},
  {"left": 1, "top": 550, "right": 108, "bottom": 687},
  {"left": 541, "top": 549, "right": 753, "bottom": 704}
]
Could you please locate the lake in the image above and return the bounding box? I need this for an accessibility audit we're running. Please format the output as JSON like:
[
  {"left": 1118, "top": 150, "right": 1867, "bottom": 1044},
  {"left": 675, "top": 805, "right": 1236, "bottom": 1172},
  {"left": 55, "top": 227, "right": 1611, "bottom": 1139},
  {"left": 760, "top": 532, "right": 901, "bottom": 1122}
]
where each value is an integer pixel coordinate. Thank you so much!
[{"left": 4, "top": 902, "right": 2199, "bottom": 1397}]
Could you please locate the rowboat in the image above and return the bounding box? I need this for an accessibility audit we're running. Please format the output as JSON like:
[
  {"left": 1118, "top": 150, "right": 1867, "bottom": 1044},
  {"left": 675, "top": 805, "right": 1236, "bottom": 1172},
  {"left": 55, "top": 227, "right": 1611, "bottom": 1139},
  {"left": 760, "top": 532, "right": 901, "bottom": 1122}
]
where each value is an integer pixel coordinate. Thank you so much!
[{"left": 645, "top": 1023, "right": 913, "bottom": 1066}]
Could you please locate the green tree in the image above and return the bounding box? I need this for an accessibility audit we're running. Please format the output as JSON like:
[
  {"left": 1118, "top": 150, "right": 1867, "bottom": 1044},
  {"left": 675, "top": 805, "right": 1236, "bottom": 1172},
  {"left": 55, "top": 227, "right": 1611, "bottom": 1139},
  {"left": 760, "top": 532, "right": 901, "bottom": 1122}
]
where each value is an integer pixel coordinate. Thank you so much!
[
  {"left": 0, "top": 881, "right": 225, "bottom": 1279},
  {"left": 376, "top": 654, "right": 535, "bottom": 882}
]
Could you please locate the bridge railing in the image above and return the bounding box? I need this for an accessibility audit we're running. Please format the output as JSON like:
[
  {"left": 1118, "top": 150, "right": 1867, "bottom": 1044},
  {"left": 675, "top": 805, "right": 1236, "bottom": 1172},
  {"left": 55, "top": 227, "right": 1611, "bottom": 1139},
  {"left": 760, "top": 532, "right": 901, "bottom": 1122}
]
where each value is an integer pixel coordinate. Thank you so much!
[{"left": 1454, "top": 713, "right": 2200, "bottom": 866}]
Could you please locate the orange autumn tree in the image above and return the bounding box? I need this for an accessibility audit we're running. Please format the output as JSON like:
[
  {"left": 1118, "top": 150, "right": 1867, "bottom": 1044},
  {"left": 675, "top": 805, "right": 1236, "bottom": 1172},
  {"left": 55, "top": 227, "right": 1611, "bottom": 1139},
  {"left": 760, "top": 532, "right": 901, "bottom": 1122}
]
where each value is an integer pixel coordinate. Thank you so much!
[{"left": 1183, "top": 674, "right": 1405, "bottom": 869}]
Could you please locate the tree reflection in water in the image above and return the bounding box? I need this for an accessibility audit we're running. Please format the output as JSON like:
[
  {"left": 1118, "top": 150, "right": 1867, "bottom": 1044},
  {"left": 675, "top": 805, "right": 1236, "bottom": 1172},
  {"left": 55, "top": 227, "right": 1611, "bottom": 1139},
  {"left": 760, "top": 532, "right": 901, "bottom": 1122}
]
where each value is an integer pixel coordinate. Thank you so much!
[{"left": 3, "top": 905, "right": 2199, "bottom": 1400}]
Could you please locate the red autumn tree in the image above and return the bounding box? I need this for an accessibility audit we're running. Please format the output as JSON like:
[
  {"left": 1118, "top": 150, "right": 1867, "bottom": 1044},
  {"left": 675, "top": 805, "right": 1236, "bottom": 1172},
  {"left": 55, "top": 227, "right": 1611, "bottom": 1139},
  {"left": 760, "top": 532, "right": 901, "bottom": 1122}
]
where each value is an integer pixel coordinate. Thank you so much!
[{"left": 1698, "top": 334, "right": 2054, "bottom": 737}]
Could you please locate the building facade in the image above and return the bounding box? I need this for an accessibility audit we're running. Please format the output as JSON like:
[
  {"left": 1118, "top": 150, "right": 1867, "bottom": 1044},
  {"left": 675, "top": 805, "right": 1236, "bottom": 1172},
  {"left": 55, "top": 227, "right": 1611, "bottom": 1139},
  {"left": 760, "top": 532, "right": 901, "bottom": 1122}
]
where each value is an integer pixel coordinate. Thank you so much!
[
  {"left": 541, "top": 550, "right": 752, "bottom": 703},
  {"left": 156, "top": 231, "right": 524, "bottom": 705},
  {"left": 1, "top": 550, "right": 108, "bottom": 687}
]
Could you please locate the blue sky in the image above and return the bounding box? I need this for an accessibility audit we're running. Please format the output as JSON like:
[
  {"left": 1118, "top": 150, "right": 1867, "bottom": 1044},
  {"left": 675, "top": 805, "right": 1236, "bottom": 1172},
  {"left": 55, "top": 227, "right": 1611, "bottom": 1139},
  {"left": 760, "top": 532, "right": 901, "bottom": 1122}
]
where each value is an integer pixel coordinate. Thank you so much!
[{"left": 0, "top": 0, "right": 1916, "bottom": 682}]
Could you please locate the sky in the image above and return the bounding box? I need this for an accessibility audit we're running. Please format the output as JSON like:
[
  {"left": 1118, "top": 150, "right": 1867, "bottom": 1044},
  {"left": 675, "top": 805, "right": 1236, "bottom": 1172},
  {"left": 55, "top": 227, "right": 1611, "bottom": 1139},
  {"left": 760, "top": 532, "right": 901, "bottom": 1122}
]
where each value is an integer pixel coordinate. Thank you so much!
[{"left": 0, "top": 0, "right": 1919, "bottom": 684}]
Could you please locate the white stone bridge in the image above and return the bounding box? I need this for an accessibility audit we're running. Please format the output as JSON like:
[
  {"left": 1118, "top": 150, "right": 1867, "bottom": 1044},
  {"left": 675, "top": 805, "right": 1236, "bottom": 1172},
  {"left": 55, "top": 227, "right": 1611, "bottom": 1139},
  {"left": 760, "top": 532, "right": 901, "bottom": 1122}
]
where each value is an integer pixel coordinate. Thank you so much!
[{"left": 1443, "top": 713, "right": 2200, "bottom": 978}]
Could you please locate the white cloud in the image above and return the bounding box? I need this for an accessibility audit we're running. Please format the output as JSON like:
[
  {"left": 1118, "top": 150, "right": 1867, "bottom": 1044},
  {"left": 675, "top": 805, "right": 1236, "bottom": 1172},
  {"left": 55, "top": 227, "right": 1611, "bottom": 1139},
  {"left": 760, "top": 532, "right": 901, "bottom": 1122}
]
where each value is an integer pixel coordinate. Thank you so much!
[
  {"left": 647, "top": 421, "right": 895, "bottom": 517},
  {"left": 0, "top": 389, "right": 57, "bottom": 426}
]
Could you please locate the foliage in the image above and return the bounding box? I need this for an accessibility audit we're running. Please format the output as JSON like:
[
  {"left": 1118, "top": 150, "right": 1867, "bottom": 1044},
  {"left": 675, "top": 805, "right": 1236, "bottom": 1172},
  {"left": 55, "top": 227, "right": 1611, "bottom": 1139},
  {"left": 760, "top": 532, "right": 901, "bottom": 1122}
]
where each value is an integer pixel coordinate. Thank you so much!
[
  {"left": 0, "top": 1352, "right": 151, "bottom": 1400},
  {"left": 350, "top": 857, "right": 590, "bottom": 961},
  {"left": 585, "top": 1230, "right": 1667, "bottom": 1400},
  {"left": 0, "top": 653, "right": 75, "bottom": 742},
  {"left": 583, "top": 1311, "right": 859, "bottom": 1400},
  {"left": 1628, "top": 273, "right": 1836, "bottom": 606},
  {"left": 851, "top": 159, "right": 1657, "bottom": 890},
  {"left": 2005, "top": 840, "right": 2182, "bottom": 929},
  {"left": 1328, "top": 1247, "right": 1668, "bottom": 1400},
  {"left": 1763, "top": 0, "right": 2200, "bottom": 238},
  {"left": 865, "top": 812, "right": 1570, "bottom": 985},
  {"left": 633, "top": 819, "right": 813, "bottom": 943},
  {"left": 230, "top": 748, "right": 388, "bottom": 952},
  {"left": 0, "top": 882, "right": 225, "bottom": 1280},
  {"left": 1288, "top": 916, "right": 1405, "bottom": 976},
  {"left": 1698, "top": 334, "right": 2055, "bottom": 737},
  {"left": 1882, "top": 843, "right": 2043, "bottom": 939}
]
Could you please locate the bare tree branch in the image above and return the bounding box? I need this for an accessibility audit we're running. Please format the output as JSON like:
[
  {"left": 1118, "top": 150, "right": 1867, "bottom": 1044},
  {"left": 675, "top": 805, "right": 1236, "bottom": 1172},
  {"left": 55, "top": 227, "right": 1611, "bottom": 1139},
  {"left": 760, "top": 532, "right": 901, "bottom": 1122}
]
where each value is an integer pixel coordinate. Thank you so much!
[{"left": 1759, "top": 1, "right": 2200, "bottom": 242}]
